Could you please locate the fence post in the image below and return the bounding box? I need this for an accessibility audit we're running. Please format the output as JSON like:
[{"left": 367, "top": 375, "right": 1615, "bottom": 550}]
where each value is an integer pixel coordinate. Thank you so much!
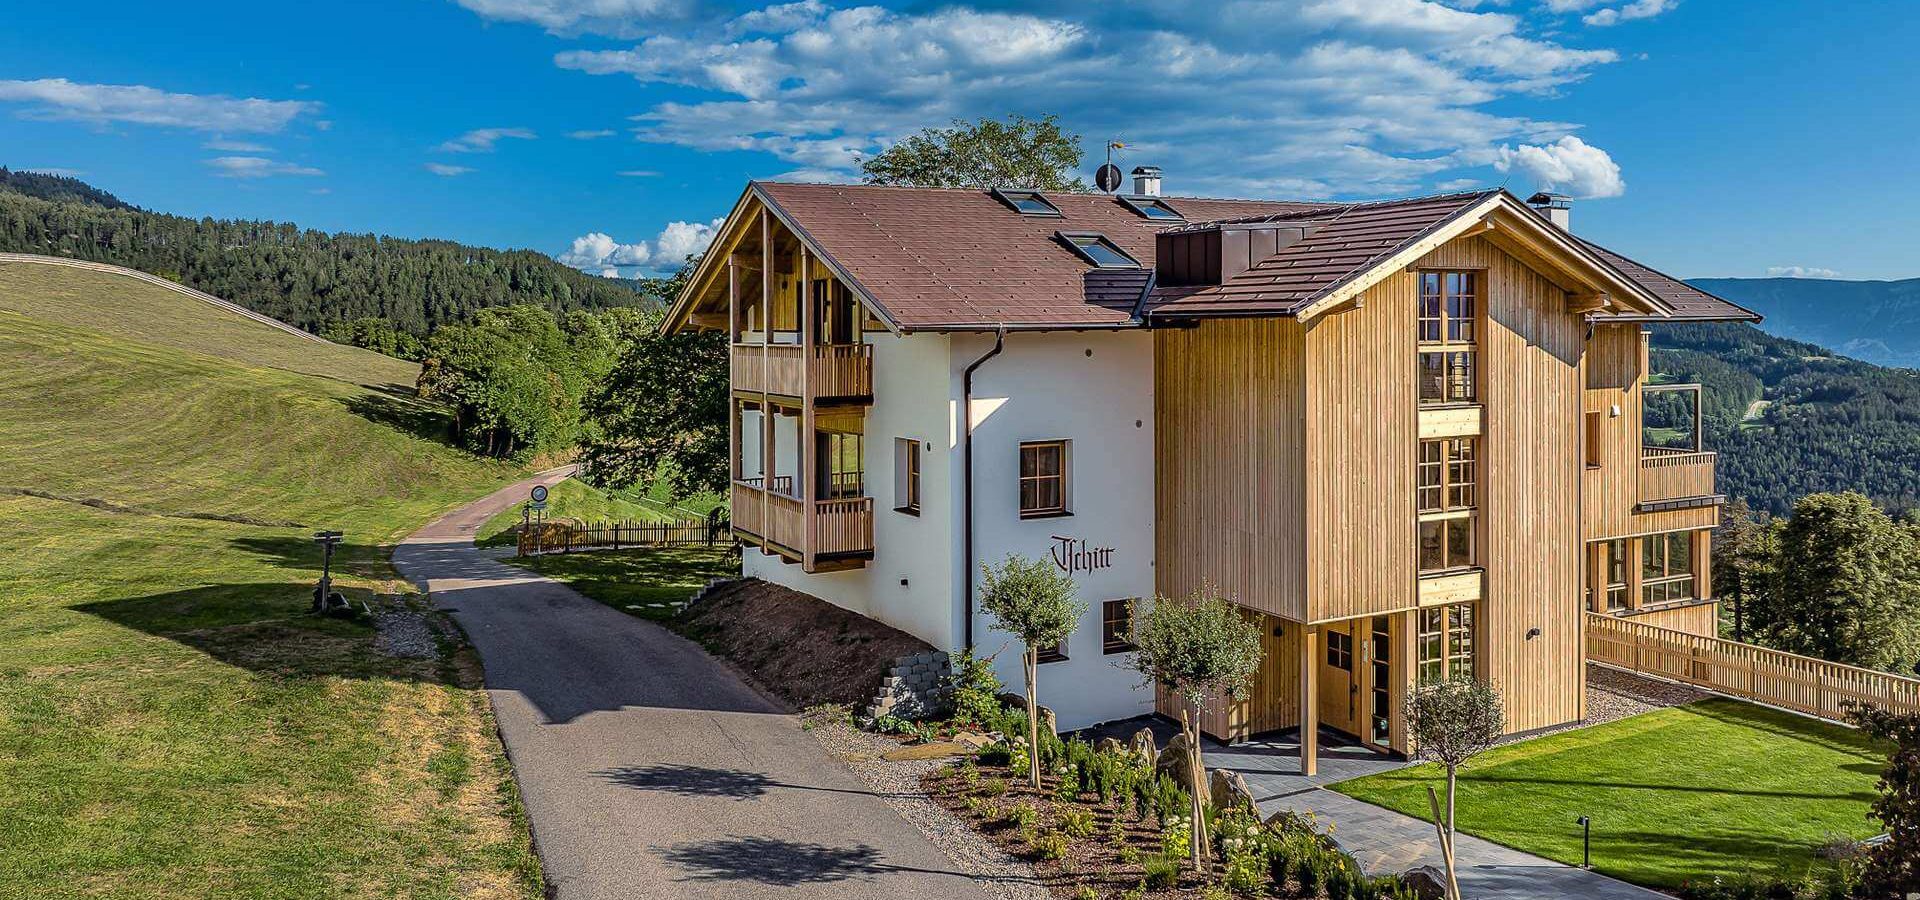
[{"left": 613, "top": 522, "right": 620, "bottom": 551}]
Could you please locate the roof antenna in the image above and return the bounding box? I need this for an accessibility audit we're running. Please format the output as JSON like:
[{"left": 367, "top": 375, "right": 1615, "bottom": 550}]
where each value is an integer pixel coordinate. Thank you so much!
[{"left": 1095, "top": 140, "right": 1125, "bottom": 193}]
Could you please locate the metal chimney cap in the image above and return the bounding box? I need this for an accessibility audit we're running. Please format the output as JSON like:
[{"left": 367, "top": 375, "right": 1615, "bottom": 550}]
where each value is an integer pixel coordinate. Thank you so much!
[
  {"left": 1131, "top": 165, "right": 1162, "bottom": 176},
  {"left": 1527, "top": 191, "right": 1573, "bottom": 209}
]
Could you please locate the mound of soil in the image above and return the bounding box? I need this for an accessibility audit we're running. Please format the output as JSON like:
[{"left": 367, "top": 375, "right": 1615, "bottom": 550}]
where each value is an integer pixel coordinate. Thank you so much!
[{"left": 677, "top": 578, "right": 933, "bottom": 710}]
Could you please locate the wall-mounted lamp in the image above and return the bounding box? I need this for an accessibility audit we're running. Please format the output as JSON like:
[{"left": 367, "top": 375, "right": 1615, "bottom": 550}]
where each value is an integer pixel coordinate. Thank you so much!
[{"left": 1525, "top": 627, "right": 1542, "bottom": 640}]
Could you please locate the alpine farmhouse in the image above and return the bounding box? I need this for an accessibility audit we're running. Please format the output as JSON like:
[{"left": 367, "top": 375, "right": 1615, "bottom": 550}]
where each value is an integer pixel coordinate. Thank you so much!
[{"left": 660, "top": 171, "right": 1757, "bottom": 772}]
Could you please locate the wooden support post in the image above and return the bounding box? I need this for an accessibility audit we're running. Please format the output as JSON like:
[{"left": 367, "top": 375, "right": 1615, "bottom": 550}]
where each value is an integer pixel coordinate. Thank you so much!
[
  {"left": 727, "top": 259, "right": 739, "bottom": 486},
  {"left": 760, "top": 209, "right": 773, "bottom": 548},
  {"left": 1300, "top": 624, "right": 1319, "bottom": 777},
  {"left": 800, "top": 246, "right": 817, "bottom": 571},
  {"left": 1625, "top": 535, "right": 1644, "bottom": 612}
]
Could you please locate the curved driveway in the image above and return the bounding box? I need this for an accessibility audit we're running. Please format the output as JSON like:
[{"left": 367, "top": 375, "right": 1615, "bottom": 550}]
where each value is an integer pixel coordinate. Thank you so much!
[{"left": 394, "top": 468, "right": 988, "bottom": 900}]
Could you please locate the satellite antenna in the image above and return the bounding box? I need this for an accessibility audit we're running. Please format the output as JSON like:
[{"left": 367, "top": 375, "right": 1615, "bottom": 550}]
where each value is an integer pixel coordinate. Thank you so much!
[{"left": 1095, "top": 140, "right": 1125, "bottom": 193}]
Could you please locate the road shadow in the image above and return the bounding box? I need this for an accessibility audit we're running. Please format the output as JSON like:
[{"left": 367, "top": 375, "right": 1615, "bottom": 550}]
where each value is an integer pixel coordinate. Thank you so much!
[
  {"left": 595, "top": 764, "right": 914, "bottom": 801},
  {"left": 229, "top": 535, "right": 396, "bottom": 583},
  {"left": 659, "top": 836, "right": 972, "bottom": 886},
  {"left": 340, "top": 391, "right": 457, "bottom": 445}
]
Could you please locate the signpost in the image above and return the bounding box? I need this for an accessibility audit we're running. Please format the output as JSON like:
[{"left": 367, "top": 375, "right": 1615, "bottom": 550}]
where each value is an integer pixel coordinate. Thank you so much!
[{"left": 312, "top": 530, "right": 345, "bottom": 613}]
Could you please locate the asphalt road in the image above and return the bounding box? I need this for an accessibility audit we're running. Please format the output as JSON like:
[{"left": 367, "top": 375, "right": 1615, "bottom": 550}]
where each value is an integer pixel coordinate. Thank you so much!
[{"left": 393, "top": 468, "right": 989, "bottom": 900}]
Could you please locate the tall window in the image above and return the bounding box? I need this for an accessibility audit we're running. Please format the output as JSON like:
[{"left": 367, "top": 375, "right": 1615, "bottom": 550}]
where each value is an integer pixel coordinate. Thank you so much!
[
  {"left": 1417, "top": 603, "right": 1477, "bottom": 684},
  {"left": 1418, "top": 271, "right": 1478, "bottom": 405},
  {"left": 1019, "top": 440, "right": 1070, "bottom": 517},
  {"left": 1603, "top": 539, "right": 1629, "bottom": 611},
  {"left": 1643, "top": 531, "right": 1696, "bottom": 606},
  {"left": 1417, "top": 439, "right": 1477, "bottom": 512},
  {"left": 819, "top": 431, "right": 863, "bottom": 499},
  {"left": 1102, "top": 600, "right": 1136, "bottom": 654},
  {"left": 1419, "top": 517, "right": 1475, "bottom": 572},
  {"left": 893, "top": 438, "right": 920, "bottom": 515}
]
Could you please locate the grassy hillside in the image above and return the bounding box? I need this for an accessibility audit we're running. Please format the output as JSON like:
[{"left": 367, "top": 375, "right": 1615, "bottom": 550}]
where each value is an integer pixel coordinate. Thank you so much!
[{"left": 0, "top": 266, "right": 539, "bottom": 897}]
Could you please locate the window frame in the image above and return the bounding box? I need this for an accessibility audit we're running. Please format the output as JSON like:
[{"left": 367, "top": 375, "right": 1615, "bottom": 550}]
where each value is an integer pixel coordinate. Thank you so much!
[
  {"left": 1326, "top": 630, "right": 1354, "bottom": 672},
  {"left": 1056, "top": 231, "right": 1142, "bottom": 269},
  {"left": 1417, "top": 438, "right": 1477, "bottom": 514},
  {"left": 1116, "top": 194, "right": 1185, "bottom": 221},
  {"left": 1102, "top": 600, "right": 1136, "bottom": 655},
  {"left": 1018, "top": 440, "right": 1072, "bottom": 519},
  {"left": 820, "top": 430, "right": 864, "bottom": 500},
  {"left": 1585, "top": 410, "right": 1605, "bottom": 470},
  {"left": 1416, "top": 270, "right": 1480, "bottom": 406},
  {"left": 1036, "top": 636, "right": 1069, "bottom": 664},
  {"left": 1641, "top": 531, "right": 1697, "bottom": 607},
  {"left": 1603, "top": 538, "right": 1629, "bottom": 612},
  {"left": 990, "top": 187, "right": 1063, "bottom": 217},
  {"left": 1418, "top": 513, "right": 1476, "bottom": 574},
  {"left": 893, "top": 437, "right": 921, "bottom": 516},
  {"left": 1416, "top": 602, "right": 1477, "bottom": 684}
]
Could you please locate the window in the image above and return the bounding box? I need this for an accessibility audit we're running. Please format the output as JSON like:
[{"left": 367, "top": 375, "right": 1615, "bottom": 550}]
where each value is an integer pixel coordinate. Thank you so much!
[
  {"left": 1417, "top": 271, "right": 1478, "bottom": 405},
  {"left": 1369, "top": 617, "right": 1393, "bottom": 747},
  {"left": 1585, "top": 411, "right": 1604, "bottom": 469},
  {"left": 1036, "top": 636, "right": 1069, "bottom": 663},
  {"left": 1642, "top": 531, "right": 1696, "bottom": 606},
  {"left": 1102, "top": 600, "right": 1136, "bottom": 654},
  {"left": 1417, "top": 603, "right": 1477, "bottom": 684},
  {"left": 893, "top": 438, "right": 921, "bottom": 515},
  {"left": 1603, "top": 539, "right": 1629, "bottom": 611},
  {"left": 1417, "top": 439, "right": 1476, "bottom": 513},
  {"left": 1326, "top": 630, "right": 1353, "bottom": 671},
  {"left": 1117, "top": 195, "right": 1184, "bottom": 221},
  {"left": 819, "top": 431, "right": 863, "bottom": 499},
  {"left": 990, "top": 188, "right": 1062, "bottom": 217},
  {"left": 1057, "top": 231, "right": 1141, "bottom": 268},
  {"left": 1019, "top": 440, "right": 1070, "bottom": 517},
  {"left": 1419, "top": 516, "right": 1475, "bottom": 573}
]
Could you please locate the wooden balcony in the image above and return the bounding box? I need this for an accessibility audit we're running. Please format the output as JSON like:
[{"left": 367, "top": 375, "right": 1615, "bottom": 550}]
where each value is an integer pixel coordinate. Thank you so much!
[
  {"left": 730, "top": 343, "right": 873, "bottom": 402},
  {"left": 1640, "top": 447, "right": 1717, "bottom": 503},
  {"left": 730, "top": 480, "right": 874, "bottom": 569}
]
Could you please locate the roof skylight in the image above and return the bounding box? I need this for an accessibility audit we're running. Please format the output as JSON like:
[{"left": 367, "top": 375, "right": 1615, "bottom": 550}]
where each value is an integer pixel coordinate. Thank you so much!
[
  {"left": 991, "top": 188, "right": 1063, "bottom": 217},
  {"left": 1117, "top": 195, "right": 1184, "bottom": 221},
  {"left": 1057, "top": 231, "right": 1140, "bottom": 268}
]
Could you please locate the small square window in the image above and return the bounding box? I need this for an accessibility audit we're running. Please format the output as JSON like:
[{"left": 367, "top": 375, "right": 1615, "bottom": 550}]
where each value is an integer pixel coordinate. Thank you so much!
[
  {"left": 894, "top": 437, "right": 921, "bottom": 515},
  {"left": 1116, "top": 195, "right": 1184, "bottom": 221},
  {"left": 1326, "top": 630, "right": 1353, "bottom": 671},
  {"left": 1056, "top": 232, "right": 1140, "bottom": 268},
  {"left": 1036, "top": 637, "right": 1069, "bottom": 664},
  {"left": 990, "top": 188, "right": 1062, "bottom": 217},
  {"left": 1019, "top": 440, "right": 1070, "bottom": 517},
  {"left": 1102, "top": 600, "right": 1136, "bottom": 654}
]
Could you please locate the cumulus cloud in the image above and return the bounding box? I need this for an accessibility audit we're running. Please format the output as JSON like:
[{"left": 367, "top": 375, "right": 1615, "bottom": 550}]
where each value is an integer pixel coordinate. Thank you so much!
[
  {"left": 205, "top": 156, "right": 325, "bottom": 178},
  {"left": 205, "top": 138, "right": 270, "bottom": 152},
  {"left": 436, "top": 127, "right": 536, "bottom": 153},
  {"left": 617, "top": 169, "right": 661, "bottom": 177},
  {"left": 556, "top": 217, "right": 724, "bottom": 275},
  {"left": 0, "top": 78, "right": 317, "bottom": 133},
  {"left": 557, "top": 0, "right": 1625, "bottom": 198},
  {"left": 1766, "top": 266, "right": 1841, "bottom": 279},
  {"left": 425, "top": 162, "right": 475, "bottom": 176},
  {"left": 1493, "top": 135, "right": 1624, "bottom": 198},
  {"left": 1584, "top": 0, "right": 1678, "bottom": 25},
  {"left": 453, "top": 0, "right": 695, "bottom": 37},
  {"left": 567, "top": 128, "right": 616, "bottom": 139}
]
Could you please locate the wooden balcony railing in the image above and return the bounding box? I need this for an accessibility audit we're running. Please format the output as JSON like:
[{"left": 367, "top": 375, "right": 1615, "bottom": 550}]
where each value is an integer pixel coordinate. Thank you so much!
[
  {"left": 1639, "top": 448, "right": 1716, "bottom": 502},
  {"left": 730, "top": 343, "right": 873, "bottom": 400},
  {"left": 1588, "top": 612, "right": 1920, "bottom": 721},
  {"left": 730, "top": 481, "right": 874, "bottom": 564},
  {"left": 816, "top": 497, "right": 875, "bottom": 556}
]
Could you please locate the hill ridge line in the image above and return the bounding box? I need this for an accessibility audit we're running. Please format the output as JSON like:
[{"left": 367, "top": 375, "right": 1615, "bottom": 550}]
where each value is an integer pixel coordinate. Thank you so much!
[{"left": 0, "top": 253, "right": 330, "bottom": 345}]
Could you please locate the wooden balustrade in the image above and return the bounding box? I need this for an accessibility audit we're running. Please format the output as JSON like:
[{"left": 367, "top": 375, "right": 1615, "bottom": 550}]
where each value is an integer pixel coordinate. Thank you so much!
[
  {"left": 1587, "top": 612, "right": 1920, "bottom": 721},
  {"left": 1639, "top": 449, "right": 1716, "bottom": 502},
  {"left": 816, "top": 497, "right": 875, "bottom": 555},
  {"left": 730, "top": 342, "right": 871, "bottom": 400},
  {"left": 731, "top": 481, "right": 873, "bottom": 562}
]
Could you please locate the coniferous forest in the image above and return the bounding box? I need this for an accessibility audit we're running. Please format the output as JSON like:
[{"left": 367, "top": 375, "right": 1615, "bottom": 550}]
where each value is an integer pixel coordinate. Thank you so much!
[{"left": 0, "top": 167, "right": 651, "bottom": 335}]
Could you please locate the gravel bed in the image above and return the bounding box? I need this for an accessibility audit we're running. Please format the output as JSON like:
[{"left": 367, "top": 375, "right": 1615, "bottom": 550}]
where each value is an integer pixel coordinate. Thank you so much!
[
  {"left": 373, "top": 606, "right": 440, "bottom": 659},
  {"left": 1499, "top": 663, "right": 1712, "bottom": 746},
  {"left": 802, "top": 710, "right": 1047, "bottom": 900}
]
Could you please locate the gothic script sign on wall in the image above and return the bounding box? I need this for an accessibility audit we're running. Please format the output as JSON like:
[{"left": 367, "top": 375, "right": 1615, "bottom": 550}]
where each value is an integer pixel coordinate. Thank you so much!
[{"left": 1050, "top": 535, "right": 1116, "bottom": 575}]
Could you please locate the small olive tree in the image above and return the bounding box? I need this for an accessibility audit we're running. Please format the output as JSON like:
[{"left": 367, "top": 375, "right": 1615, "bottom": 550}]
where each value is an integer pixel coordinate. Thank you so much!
[
  {"left": 978, "top": 554, "right": 1085, "bottom": 789},
  {"left": 1405, "top": 675, "right": 1505, "bottom": 900},
  {"left": 1125, "top": 589, "right": 1264, "bottom": 872}
]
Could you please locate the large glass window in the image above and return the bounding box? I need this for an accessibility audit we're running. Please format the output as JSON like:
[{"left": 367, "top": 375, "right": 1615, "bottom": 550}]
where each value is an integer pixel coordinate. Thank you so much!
[
  {"left": 1019, "top": 441, "right": 1070, "bottom": 517},
  {"left": 1417, "top": 271, "right": 1478, "bottom": 405},
  {"left": 1604, "top": 539, "right": 1629, "bottom": 611},
  {"left": 1416, "top": 603, "right": 1477, "bottom": 684},
  {"left": 1419, "top": 516, "right": 1475, "bottom": 572},
  {"left": 819, "top": 431, "right": 863, "bottom": 499},
  {"left": 1642, "top": 531, "right": 1696, "bottom": 606},
  {"left": 1418, "top": 439, "right": 1477, "bottom": 513},
  {"left": 1369, "top": 617, "right": 1393, "bottom": 747}
]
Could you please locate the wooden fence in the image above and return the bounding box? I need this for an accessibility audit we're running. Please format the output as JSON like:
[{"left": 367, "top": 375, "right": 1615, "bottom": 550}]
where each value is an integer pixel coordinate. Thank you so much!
[
  {"left": 517, "top": 517, "right": 731, "bottom": 556},
  {"left": 1586, "top": 612, "right": 1920, "bottom": 721}
]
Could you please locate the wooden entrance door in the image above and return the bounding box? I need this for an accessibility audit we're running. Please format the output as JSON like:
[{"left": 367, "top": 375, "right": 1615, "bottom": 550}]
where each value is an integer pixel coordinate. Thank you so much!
[{"left": 1317, "top": 620, "right": 1362, "bottom": 737}]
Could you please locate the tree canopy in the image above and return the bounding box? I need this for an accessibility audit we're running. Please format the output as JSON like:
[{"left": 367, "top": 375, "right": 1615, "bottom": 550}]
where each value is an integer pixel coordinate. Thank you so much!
[
  {"left": 1744, "top": 491, "right": 1920, "bottom": 672},
  {"left": 860, "top": 114, "right": 1087, "bottom": 191},
  {"left": 416, "top": 305, "right": 617, "bottom": 458}
]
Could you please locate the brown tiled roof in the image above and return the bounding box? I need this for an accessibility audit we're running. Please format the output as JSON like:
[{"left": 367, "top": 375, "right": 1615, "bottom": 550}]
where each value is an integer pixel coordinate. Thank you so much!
[
  {"left": 756, "top": 181, "right": 1326, "bottom": 330},
  {"left": 1581, "top": 240, "right": 1761, "bottom": 322},
  {"left": 1141, "top": 191, "right": 1497, "bottom": 319}
]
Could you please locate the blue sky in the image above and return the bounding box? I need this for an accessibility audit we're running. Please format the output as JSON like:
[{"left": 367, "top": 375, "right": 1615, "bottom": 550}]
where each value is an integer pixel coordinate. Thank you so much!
[{"left": 3, "top": 0, "right": 1915, "bottom": 280}]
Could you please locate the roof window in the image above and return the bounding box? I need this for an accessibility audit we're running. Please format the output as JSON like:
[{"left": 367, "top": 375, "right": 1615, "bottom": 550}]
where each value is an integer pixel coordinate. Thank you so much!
[
  {"left": 1117, "top": 195, "right": 1184, "bottom": 221},
  {"left": 1057, "top": 231, "right": 1140, "bottom": 268},
  {"left": 991, "top": 188, "right": 1063, "bottom": 217}
]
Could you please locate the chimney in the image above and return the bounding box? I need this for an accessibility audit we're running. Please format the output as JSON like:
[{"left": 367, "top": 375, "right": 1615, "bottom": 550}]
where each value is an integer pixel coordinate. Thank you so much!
[
  {"left": 1131, "top": 165, "right": 1162, "bottom": 197},
  {"left": 1527, "top": 191, "right": 1572, "bottom": 231}
]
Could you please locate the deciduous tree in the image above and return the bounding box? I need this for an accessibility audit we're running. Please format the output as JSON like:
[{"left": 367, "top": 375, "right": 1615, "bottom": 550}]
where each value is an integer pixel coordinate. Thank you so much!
[
  {"left": 1405, "top": 675, "right": 1504, "bottom": 900},
  {"left": 860, "top": 114, "right": 1087, "bottom": 191},
  {"left": 977, "top": 554, "right": 1084, "bottom": 790}
]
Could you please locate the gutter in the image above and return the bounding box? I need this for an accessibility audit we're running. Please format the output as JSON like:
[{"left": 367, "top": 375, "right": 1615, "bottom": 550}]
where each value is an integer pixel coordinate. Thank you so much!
[{"left": 960, "top": 325, "right": 1007, "bottom": 651}]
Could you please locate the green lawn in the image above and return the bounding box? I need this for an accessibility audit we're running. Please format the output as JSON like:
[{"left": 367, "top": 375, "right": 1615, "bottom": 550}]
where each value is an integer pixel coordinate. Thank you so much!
[
  {"left": 0, "top": 264, "right": 539, "bottom": 899},
  {"left": 503, "top": 546, "right": 737, "bottom": 620},
  {"left": 1333, "top": 699, "right": 1884, "bottom": 891}
]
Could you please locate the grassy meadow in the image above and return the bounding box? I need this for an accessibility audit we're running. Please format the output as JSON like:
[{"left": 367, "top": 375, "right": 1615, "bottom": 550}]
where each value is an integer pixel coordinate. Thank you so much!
[{"left": 0, "top": 262, "right": 540, "bottom": 898}]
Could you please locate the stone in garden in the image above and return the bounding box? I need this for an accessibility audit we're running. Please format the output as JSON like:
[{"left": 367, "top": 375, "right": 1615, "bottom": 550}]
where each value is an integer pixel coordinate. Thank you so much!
[
  {"left": 1210, "top": 768, "right": 1255, "bottom": 811},
  {"left": 1401, "top": 865, "right": 1448, "bottom": 900},
  {"left": 1038, "top": 706, "right": 1057, "bottom": 736},
  {"left": 1097, "top": 736, "right": 1125, "bottom": 757},
  {"left": 954, "top": 731, "right": 993, "bottom": 750},
  {"left": 1155, "top": 732, "right": 1193, "bottom": 787},
  {"left": 1130, "top": 728, "right": 1158, "bottom": 765}
]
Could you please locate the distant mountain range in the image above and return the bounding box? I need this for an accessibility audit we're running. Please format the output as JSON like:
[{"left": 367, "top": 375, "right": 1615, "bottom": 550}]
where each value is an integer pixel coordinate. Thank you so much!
[{"left": 1689, "top": 276, "right": 1920, "bottom": 368}]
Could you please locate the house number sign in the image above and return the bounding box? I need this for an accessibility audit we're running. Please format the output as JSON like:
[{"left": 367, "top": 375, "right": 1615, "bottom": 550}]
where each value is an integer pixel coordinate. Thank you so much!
[{"left": 1050, "top": 535, "right": 1116, "bottom": 575}]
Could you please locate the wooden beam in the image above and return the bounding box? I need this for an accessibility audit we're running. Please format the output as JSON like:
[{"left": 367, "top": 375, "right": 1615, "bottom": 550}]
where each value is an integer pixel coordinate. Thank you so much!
[
  {"left": 1568, "top": 291, "right": 1612, "bottom": 315},
  {"left": 1299, "top": 624, "right": 1319, "bottom": 776},
  {"left": 801, "top": 246, "right": 818, "bottom": 572},
  {"left": 761, "top": 209, "right": 773, "bottom": 540}
]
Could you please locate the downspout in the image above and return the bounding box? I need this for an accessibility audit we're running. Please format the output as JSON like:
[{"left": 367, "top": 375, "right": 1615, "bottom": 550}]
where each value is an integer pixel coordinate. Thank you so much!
[{"left": 961, "top": 325, "right": 1008, "bottom": 651}]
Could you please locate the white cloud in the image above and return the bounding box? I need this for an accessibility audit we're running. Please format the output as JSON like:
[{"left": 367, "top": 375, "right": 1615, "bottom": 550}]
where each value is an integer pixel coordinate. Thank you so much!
[
  {"left": 556, "top": 217, "right": 723, "bottom": 275},
  {"left": 0, "top": 78, "right": 317, "bottom": 133},
  {"left": 205, "top": 156, "right": 325, "bottom": 178},
  {"left": 1766, "top": 266, "right": 1841, "bottom": 279},
  {"left": 436, "top": 127, "right": 536, "bottom": 153},
  {"left": 205, "top": 138, "right": 270, "bottom": 152},
  {"left": 1583, "top": 0, "right": 1678, "bottom": 25},
  {"left": 453, "top": 0, "right": 695, "bottom": 37},
  {"left": 617, "top": 169, "right": 661, "bottom": 177},
  {"left": 1493, "top": 135, "right": 1623, "bottom": 198},
  {"left": 568, "top": 129, "right": 616, "bottom": 139},
  {"left": 558, "top": 1, "right": 1626, "bottom": 198},
  {"left": 425, "top": 162, "right": 476, "bottom": 176}
]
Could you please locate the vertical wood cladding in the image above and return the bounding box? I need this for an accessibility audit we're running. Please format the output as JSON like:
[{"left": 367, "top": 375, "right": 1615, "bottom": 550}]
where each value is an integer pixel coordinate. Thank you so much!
[
  {"left": 1158, "top": 608, "right": 1301, "bottom": 742},
  {"left": 1582, "top": 323, "right": 1645, "bottom": 539},
  {"left": 1628, "top": 601, "right": 1720, "bottom": 638},
  {"left": 1154, "top": 318, "right": 1308, "bottom": 621}
]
